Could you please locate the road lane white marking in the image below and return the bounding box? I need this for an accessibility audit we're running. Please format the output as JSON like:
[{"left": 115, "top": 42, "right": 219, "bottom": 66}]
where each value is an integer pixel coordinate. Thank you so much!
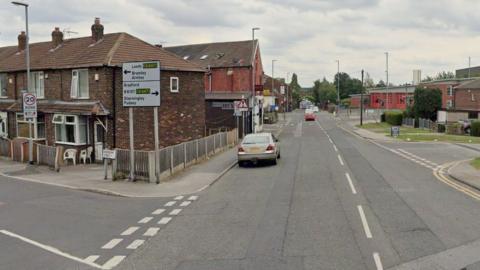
[
  {"left": 0, "top": 230, "right": 106, "bottom": 269},
  {"left": 102, "top": 238, "right": 123, "bottom": 249},
  {"left": 180, "top": 201, "right": 191, "bottom": 207},
  {"left": 158, "top": 217, "right": 172, "bottom": 224},
  {"left": 345, "top": 173, "right": 357, "bottom": 194},
  {"left": 174, "top": 196, "right": 184, "bottom": 200},
  {"left": 144, "top": 227, "right": 160, "bottom": 237},
  {"left": 138, "top": 217, "right": 153, "bottom": 224},
  {"left": 333, "top": 144, "right": 338, "bottom": 152},
  {"left": 337, "top": 155, "right": 345, "bottom": 166},
  {"left": 373, "top": 252, "right": 384, "bottom": 270},
  {"left": 357, "top": 205, "right": 373, "bottom": 238},
  {"left": 85, "top": 255, "right": 100, "bottom": 264},
  {"left": 169, "top": 209, "right": 182, "bottom": 215},
  {"left": 126, "top": 239, "right": 145, "bottom": 249},
  {"left": 152, "top": 208, "right": 165, "bottom": 215},
  {"left": 188, "top": 195, "right": 198, "bottom": 201},
  {"left": 121, "top": 226, "right": 139, "bottom": 236},
  {"left": 102, "top": 256, "right": 126, "bottom": 269},
  {"left": 328, "top": 138, "right": 333, "bottom": 144},
  {"left": 165, "top": 201, "right": 176, "bottom": 206}
]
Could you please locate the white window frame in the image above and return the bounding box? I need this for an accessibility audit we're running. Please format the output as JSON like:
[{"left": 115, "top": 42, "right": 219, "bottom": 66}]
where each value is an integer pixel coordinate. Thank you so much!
[
  {"left": 70, "top": 69, "right": 89, "bottom": 99},
  {"left": 53, "top": 114, "right": 88, "bottom": 145},
  {"left": 447, "top": 86, "right": 453, "bottom": 97},
  {"left": 15, "top": 113, "right": 45, "bottom": 140},
  {"left": 446, "top": 100, "right": 453, "bottom": 108},
  {"left": 29, "top": 71, "right": 45, "bottom": 99},
  {"left": 0, "top": 73, "right": 7, "bottom": 98},
  {"left": 170, "top": 77, "right": 179, "bottom": 93},
  {"left": 0, "top": 112, "right": 7, "bottom": 138}
]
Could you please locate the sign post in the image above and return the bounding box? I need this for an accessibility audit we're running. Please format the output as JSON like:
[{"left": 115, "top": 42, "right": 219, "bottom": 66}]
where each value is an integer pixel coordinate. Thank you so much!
[
  {"left": 23, "top": 92, "right": 37, "bottom": 165},
  {"left": 122, "top": 61, "right": 161, "bottom": 181},
  {"left": 102, "top": 149, "right": 117, "bottom": 180},
  {"left": 235, "top": 99, "right": 248, "bottom": 137}
]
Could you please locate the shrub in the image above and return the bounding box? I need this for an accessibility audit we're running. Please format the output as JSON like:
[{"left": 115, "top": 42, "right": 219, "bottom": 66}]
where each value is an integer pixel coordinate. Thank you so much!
[
  {"left": 471, "top": 121, "right": 480, "bottom": 137},
  {"left": 437, "top": 123, "right": 446, "bottom": 133},
  {"left": 380, "top": 113, "right": 386, "bottom": 122},
  {"left": 384, "top": 111, "right": 403, "bottom": 126},
  {"left": 446, "top": 123, "right": 464, "bottom": 135}
]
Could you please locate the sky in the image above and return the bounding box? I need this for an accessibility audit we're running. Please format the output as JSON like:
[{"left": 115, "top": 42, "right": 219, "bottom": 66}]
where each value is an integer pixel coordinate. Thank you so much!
[{"left": 1, "top": 0, "right": 480, "bottom": 87}]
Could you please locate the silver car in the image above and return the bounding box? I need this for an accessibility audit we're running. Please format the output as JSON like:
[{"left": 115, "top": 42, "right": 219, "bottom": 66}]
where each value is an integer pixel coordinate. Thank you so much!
[{"left": 238, "top": 133, "right": 280, "bottom": 166}]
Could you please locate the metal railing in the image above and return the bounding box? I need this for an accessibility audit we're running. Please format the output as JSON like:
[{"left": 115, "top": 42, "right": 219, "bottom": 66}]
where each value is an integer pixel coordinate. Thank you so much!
[
  {"left": 0, "top": 138, "right": 11, "bottom": 158},
  {"left": 113, "top": 129, "right": 238, "bottom": 182},
  {"left": 402, "top": 117, "right": 415, "bottom": 127},
  {"left": 36, "top": 143, "right": 59, "bottom": 170},
  {"left": 418, "top": 118, "right": 434, "bottom": 130}
]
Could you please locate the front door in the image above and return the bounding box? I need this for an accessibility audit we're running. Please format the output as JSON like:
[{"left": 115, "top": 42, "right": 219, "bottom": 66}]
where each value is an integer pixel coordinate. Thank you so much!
[{"left": 94, "top": 122, "right": 104, "bottom": 162}]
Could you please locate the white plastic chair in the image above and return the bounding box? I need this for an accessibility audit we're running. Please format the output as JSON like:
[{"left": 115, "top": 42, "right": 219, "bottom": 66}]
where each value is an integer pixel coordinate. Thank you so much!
[
  {"left": 63, "top": 149, "right": 77, "bottom": 166},
  {"left": 80, "top": 146, "right": 93, "bottom": 164}
]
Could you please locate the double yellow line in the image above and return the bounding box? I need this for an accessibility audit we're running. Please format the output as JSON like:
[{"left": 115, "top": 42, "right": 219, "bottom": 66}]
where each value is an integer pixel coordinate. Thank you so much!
[{"left": 433, "top": 161, "right": 480, "bottom": 201}]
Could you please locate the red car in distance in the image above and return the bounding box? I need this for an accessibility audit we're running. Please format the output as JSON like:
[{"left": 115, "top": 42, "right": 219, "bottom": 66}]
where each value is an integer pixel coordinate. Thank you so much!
[{"left": 304, "top": 109, "right": 316, "bottom": 121}]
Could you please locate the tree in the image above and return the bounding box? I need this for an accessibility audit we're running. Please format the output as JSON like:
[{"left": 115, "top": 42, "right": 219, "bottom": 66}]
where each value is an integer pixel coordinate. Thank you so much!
[
  {"left": 290, "top": 73, "right": 302, "bottom": 108},
  {"left": 421, "top": 76, "right": 434, "bottom": 82},
  {"left": 312, "top": 80, "right": 321, "bottom": 105},
  {"left": 364, "top": 72, "right": 375, "bottom": 88},
  {"left": 412, "top": 87, "right": 442, "bottom": 120},
  {"left": 333, "top": 72, "right": 364, "bottom": 99},
  {"left": 434, "top": 71, "right": 455, "bottom": 80},
  {"left": 376, "top": 80, "right": 386, "bottom": 87}
]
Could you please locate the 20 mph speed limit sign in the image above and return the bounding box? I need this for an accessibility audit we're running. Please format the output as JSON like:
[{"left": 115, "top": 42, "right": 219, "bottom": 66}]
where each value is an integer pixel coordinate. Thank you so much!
[{"left": 23, "top": 93, "right": 37, "bottom": 119}]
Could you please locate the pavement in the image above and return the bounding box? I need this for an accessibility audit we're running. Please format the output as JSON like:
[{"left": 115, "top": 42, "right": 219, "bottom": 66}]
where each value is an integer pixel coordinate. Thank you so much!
[
  {"left": 0, "top": 146, "right": 237, "bottom": 198},
  {"left": 448, "top": 159, "right": 480, "bottom": 191}
]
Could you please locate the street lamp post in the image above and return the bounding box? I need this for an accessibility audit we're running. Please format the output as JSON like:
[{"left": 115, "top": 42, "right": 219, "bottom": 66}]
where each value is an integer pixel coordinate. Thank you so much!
[
  {"left": 360, "top": 69, "right": 364, "bottom": 126},
  {"left": 286, "top": 72, "right": 290, "bottom": 112},
  {"left": 385, "top": 52, "right": 389, "bottom": 111},
  {"left": 12, "top": 1, "right": 33, "bottom": 165},
  {"left": 336, "top": 60, "right": 340, "bottom": 115},
  {"left": 251, "top": 27, "right": 260, "bottom": 134}
]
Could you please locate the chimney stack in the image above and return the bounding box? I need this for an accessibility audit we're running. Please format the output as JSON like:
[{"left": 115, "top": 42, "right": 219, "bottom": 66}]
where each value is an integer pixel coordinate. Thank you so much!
[
  {"left": 51, "top": 27, "right": 63, "bottom": 47},
  {"left": 18, "top": 31, "right": 26, "bottom": 51},
  {"left": 91, "top": 17, "right": 104, "bottom": 42}
]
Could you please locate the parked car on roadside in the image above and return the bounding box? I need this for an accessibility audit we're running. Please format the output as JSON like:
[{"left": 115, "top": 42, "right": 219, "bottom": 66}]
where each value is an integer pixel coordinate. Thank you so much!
[
  {"left": 312, "top": 106, "right": 319, "bottom": 113},
  {"left": 238, "top": 133, "right": 280, "bottom": 166}
]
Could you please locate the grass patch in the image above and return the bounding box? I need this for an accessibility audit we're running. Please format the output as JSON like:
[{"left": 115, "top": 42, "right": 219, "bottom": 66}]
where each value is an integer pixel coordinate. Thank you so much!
[{"left": 471, "top": 158, "right": 480, "bottom": 170}]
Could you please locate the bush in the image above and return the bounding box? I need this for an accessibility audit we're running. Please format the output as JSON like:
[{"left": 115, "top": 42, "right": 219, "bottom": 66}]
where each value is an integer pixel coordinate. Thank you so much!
[
  {"left": 437, "top": 123, "right": 446, "bottom": 133},
  {"left": 384, "top": 111, "right": 403, "bottom": 126},
  {"left": 380, "top": 113, "right": 386, "bottom": 122},
  {"left": 446, "top": 123, "right": 464, "bottom": 135},
  {"left": 471, "top": 121, "right": 480, "bottom": 137}
]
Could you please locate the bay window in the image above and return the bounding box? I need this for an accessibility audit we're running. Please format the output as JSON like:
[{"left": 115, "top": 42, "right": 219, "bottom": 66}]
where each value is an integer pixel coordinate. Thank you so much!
[
  {"left": 53, "top": 114, "right": 88, "bottom": 145},
  {"left": 0, "top": 73, "right": 7, "bottom": 97},
  {"left": 16, "top": 113, "right": 45, "bottom": 139},
  {"left": 29, "top": 71, "right": 45, "bottom": 98},
  {"left": 71, "top": 69, "right": 89, "bottom": 99}
]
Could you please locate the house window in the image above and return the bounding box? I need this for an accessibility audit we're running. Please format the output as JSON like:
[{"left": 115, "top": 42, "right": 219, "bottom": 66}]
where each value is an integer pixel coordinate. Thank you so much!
[
  {"left": 0, "top": 73, "right": 7, "bottom": 97},
  {"left": 16, "top": 113, "right": 45, "bottom": 139},
  {"left": 447, "top": 86, "right": 453, "bottom": 97},
  {"left": 0, "top": 112, "right": 7, "bottom": 138},
  {"left": 53, "top": 114, "right": 88, "bottom": 145},
  {"left": 170, "top": 77, "right": 179, "bottom": 93},
  {"left": 446, "top": 100, "right": 453, "bottom": 108},
  {"left": 71, "top": 69, "right": 89, "bottom": 98},
  {"left": 29, "top": 71, "right": 45, "bottom": 98}
]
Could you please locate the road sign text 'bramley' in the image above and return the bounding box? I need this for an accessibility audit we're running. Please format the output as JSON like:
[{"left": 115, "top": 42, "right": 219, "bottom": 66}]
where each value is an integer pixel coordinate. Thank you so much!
[{"left": 122, "top": 61, "right": 161, "bottom": 107}]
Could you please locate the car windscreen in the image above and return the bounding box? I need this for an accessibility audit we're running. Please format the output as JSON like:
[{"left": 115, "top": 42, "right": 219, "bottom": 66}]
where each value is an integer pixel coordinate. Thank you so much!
[{"left": 242, "top": 136, "right": 270, "bottom": 144}]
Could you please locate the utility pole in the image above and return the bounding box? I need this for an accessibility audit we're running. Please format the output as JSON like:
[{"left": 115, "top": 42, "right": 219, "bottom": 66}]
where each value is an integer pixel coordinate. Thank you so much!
[
  {"left": 272, "top": 59, "right": 277, "bottom": 114},
  {"left": 286, "top": 72, "right": 290, "bottom": 112},
  {"left": 360, "top": 69, "right": 364, "bottom": 126},
  {"left": 468, "top": 56, "right": 471, "bottom": 78},
  {"left": 336, "top": 60, "right": 340, "bottom": 115},
  {"left": 385, "top": 52, "right": 389, "bottom": 111},
  {"left": 251, "top": 27, "right": 260, "bottom": 134}
]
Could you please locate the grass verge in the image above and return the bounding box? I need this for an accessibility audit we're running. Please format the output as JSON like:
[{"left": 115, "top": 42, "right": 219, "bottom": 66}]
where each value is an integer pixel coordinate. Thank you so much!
[{"left": 471, "top": 158, "right": 480, "bottom": 170}]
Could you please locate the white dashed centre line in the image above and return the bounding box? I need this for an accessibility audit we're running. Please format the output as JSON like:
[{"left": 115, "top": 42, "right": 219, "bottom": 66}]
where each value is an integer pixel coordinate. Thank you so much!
[
  {"left": 345, "top": 173, "right": 357, "bottom": 194},
  {"left": 121, "top": 226, "right": 139, "bottom": 236},
  {"left": 138, "top": 217, "right": 153, "bottom": 224},
  {"left": 126, "top": 239, "right": 145, "bottom": 250},
  {"left": 84, "top": 255, "right": 99, "bottom": 264},
  {"left": 333, "top": 144, "right": 338, "bottom": 152},
  {"left": 165, "top": 201, "right": 177, "bottom": 206},
  {"left": 102, "top": 256, "right": 126, "bottom": 269},
  {"left": 152, "top": 208, "right": 165, "bottom": 215},
  {"left": 337, "top": 155, "right": 345, "bottom": 166},
  {"left": 169, "top": 209, "right": 182, "bottom": 215},
  {"left": 357, "top": 205, "right": 373, "bottom": 239},
  {"left": 180, "top": 201, "right": 191, "bottom": 207},
  {"left": 188, "top": 195, "right": 198, "bottom": 201},
  {"left": 373, "top": 252, "right": 384, "bottom": 270},
  {"left": 174, "top": 196, "right": 184, "bottom": 200},
  {"left": 102, "top": 238, "right": 123, "bottom": 249},
  {"left": 158, "top": 217, "right": 172, "bottom": 225},
  {"left": 144, "top": 227, "right": 160, "bottom": 237}
]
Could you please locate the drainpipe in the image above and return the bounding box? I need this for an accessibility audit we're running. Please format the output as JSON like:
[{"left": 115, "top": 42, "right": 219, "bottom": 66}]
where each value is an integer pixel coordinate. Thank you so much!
[
  {"left": 111, "top": 67, "right": 116, "bottom": 148},
  {"left": 208, "top": 65, "right": 212, "bottom": 92}
]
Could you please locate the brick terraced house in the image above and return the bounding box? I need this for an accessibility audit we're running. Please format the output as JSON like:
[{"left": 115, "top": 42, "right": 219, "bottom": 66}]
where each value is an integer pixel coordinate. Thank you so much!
[
  {"left": 166, "top": 40, "right": 264, "bottom": 135},
  {"left": 0, "top": 18, "right": 205, "bottom": 161}
]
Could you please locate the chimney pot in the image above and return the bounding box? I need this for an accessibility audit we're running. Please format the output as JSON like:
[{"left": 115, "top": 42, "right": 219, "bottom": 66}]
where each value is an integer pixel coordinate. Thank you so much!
[
  {"left": 51, "top": 27, "right": 64, "bottom": 48},
  {"left": 17, "top": 31, "right": 26, "bottom": 51},
  {"left": 91, "top": 17, "right": 104, "bottom": 42}
]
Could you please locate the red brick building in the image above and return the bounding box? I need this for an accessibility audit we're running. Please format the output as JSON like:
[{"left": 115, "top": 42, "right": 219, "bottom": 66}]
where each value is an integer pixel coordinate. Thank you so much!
[
  {"left": 166, "top": 40, "right": 264, "bottom": 135},
  {"left": 366, "top": 85, "right": 415, "bottom": 110},
  {"left": 262, "top": 75, "right": 289, "bottom": 113},
  {"left": 420, "top": 79, "right": 474, "bottom": 110},
  {"left": 452, "top": 79, "right": 480, "bottom": 119},
  {"left": 0, "top": 18, "right": 205, "bottom": 160}
]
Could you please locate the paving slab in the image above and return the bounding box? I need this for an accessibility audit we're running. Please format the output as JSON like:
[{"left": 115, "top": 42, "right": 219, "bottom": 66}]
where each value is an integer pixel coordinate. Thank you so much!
[{"left": 448, "top": 159, "right": 480, "bottom": 191}]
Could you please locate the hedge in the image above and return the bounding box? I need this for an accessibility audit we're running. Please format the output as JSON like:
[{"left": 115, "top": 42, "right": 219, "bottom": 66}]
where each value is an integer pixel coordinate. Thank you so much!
[
  {"left": 446, "top": 123, "right": 464, "bottom": 135},
  {"left": 384, "top": 111, "right": 403, "bottom": 126},
  {"left": 471, "top": 121, "right": 480, "bottom": 137}
]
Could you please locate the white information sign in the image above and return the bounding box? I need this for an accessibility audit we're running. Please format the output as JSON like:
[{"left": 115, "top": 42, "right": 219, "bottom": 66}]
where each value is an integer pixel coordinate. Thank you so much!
[
  {"left": 122, "top": 61, "right": 160, "bottom": 107},
  {"left": 23, "top": 93, "right": 37, "bottom": 119},
  {"left": 102, "top": 149, "right": 117, "bottom": 159}
]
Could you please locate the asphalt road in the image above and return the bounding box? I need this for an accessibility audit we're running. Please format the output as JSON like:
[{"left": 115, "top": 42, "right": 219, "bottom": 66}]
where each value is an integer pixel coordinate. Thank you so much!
[
  {"left": 2, "top": 110, "right": 480, "bottom": 270},
  {"left": 114, "top": 111, "right": 480, "bottom": 270}
]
